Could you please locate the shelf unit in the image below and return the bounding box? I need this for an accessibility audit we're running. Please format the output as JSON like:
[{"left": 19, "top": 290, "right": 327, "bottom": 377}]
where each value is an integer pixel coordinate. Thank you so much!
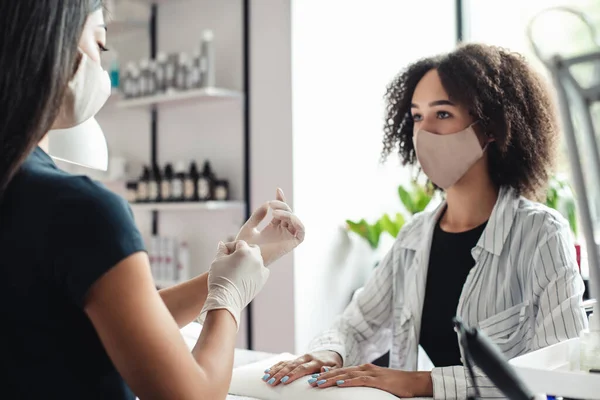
[
  {"left": 130, "top": 201, "right": 245, "bottom": 212},
  {"left": 116, "top": 87, "right": 243, "bottom": 109},
  {"left": 104, "top": 0, "right": 254, "bottom": 348}
]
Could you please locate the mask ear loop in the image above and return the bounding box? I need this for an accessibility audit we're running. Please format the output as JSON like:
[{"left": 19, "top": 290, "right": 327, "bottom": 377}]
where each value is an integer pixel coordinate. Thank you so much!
[{"left": 471, "top": 120, "right": 495, "bottom": 151}]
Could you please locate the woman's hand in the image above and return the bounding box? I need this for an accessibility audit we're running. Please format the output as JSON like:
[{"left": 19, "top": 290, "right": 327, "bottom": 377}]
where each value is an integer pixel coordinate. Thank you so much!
[
  {"left": 308, "top": 364, "right": 433, "bottom": 398},
  {"left": 236, "top": 188, "right": 305, "bottom": 266},
  {"left": 261, "top": 351, "right": 342, "bottom": 387}
]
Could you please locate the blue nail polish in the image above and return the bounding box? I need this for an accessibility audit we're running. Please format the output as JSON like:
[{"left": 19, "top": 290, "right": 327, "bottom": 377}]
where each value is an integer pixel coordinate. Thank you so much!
[
  {"left": 336, "top": 380, "right": 345, "bottom": 385},
  {"left": 323, "top": 367, "right": 330, "bottom": 372},
  {"left": 311, "top": 373, "right": 320, "bottom": 378},
  {"left": 262, "top": 374, "right": 270, "bottom": 381},
  {"left": 281, "top": 376, "right": 289, "bottom": 383},
  {"left": 268, "top": 378, "right": 276, "bottom": 385},
  {"left": 264, "top": 368, "right": 270, "bottom": 373},
  {"left": 308, "top": 378, "right": 317, "bottom": 384},
  {"left": 317, "top": 380, "right": 326, "bottom": 385}
]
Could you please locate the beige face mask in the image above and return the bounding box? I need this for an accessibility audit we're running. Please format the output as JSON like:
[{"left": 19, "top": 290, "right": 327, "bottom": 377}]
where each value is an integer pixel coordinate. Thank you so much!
[{"left": 413, "top": 122, "right": 489, "bottom": 190}]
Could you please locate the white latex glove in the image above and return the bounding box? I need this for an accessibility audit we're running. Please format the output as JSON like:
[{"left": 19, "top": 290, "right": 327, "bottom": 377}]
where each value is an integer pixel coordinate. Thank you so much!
[
  {"left": 236, "top": 188, "right": 305, "bottom": 266},
  {"left": 198, "top": 240, "right": 270, "bottom": 330}
]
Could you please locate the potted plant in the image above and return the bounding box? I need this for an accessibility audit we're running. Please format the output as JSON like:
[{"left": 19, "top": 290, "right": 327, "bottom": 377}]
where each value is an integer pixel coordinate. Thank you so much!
[{"left": 346, "top": 181, "right": 434, "bottom": 261}]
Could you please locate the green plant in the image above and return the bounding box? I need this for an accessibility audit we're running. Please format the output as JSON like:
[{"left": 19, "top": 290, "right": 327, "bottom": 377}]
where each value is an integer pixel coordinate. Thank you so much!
[
  {"left": 346, "top": 182, "right": 432, "bottom": 249},
  {"left": 398, "top": 182, "right": 434, "bottom": 216},
  {"left": 545, "top": 175, "right": 578, "bottom": 236}
]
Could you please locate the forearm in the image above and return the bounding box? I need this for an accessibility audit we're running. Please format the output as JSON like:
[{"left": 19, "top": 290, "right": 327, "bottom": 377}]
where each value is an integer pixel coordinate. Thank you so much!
[
  {"left": 192, "top": 309, "right": 237, "bottom": 399},
  {"left": 159, "top": 272, "right": 208, "bottom": 327}
]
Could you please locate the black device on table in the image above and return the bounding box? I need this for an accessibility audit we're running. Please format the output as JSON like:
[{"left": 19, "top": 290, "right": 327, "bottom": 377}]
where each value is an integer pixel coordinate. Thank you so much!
[{"left": 453, "top": 317, "right": 536, "bottom": 400}]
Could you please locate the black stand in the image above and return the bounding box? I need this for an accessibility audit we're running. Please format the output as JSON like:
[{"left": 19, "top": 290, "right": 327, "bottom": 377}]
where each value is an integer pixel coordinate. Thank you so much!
[{"left": 453, "top": 317, "right": 534, "bottom": 400}]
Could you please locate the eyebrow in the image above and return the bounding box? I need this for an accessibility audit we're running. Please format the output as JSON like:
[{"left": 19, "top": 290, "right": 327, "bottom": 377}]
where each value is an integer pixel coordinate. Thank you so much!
[{"left": 410, "top": 99, "right": 456, "bottom": 108}]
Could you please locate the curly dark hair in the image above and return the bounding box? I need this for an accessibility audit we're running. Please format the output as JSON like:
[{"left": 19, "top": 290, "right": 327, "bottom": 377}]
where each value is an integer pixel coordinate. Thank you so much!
[{"left": 382, "top": 43, "right": 559, "bottom": 200}]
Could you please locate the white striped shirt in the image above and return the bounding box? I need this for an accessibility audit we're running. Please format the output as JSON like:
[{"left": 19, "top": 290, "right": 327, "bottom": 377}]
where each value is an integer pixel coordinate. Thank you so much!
[{"left": 309, "top": 186, "right": 587, "bottom": 399}]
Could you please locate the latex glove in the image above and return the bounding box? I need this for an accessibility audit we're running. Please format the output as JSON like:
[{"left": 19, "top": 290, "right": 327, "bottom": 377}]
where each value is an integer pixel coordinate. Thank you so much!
[
  {"left": 198, "top": 240, "right": 270, "bottom": 330},
  {"left": 236, "top": 188, "right": 305, "bottom": 266}
]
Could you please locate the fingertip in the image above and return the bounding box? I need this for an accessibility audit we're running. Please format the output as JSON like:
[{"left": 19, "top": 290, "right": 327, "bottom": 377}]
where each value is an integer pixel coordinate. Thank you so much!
[{"left": 277, "top": 187, "right": 286, "bottom": 201}]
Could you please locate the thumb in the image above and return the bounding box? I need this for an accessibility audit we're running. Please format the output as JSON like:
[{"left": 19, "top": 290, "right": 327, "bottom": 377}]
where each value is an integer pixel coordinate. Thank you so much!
[
  {"left": 235, "top": 240, "right": 249, "bottom": 252},
  {"left": 216, "top": 241, "right": 230, "bottom": 256}
]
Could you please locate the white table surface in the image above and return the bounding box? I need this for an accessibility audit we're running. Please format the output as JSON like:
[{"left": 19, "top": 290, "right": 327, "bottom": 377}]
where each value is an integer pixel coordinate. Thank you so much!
[{"left": 179, "top": 322, "right": 275, "bottom": 400}]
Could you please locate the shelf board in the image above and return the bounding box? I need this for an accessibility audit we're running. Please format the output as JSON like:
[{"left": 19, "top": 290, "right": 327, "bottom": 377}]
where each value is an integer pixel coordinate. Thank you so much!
[
  {"left": 130, "top": 201, "right": 245, "bottom": 212},
  {"left": 116, "top": 87, "right": 243, "bottom": 109}
]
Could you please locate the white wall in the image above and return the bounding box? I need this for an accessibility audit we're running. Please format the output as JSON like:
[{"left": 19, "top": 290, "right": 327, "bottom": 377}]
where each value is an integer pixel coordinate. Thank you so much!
[
  {"left": 249, "top": 0, "right": 296, "bottom": 354},
  {"left": 291, "top": 0, "right": 457, "bottom": 353}
]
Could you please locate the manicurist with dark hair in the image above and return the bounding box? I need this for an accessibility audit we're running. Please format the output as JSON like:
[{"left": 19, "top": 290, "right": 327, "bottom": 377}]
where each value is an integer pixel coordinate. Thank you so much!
[{"left": 0, "top": 2, "right": 304, "bottom": 399}]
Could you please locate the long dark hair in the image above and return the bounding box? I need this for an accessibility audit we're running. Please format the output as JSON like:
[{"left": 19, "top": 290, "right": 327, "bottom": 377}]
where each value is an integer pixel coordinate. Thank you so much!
[
  {"left": 382, "top": 43, "right": 559, "bottom": 200},
  {"left": 0, "top": 0, "right": 103, "bottom": 196}
]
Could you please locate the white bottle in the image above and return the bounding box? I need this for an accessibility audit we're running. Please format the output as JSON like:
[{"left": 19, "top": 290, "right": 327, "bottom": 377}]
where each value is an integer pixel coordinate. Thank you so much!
[
  {"left": 149, "top": 236, "right": 160, "bottom": 280},
  {"left": 164, "top": 237, "right": 177, "bottom": 281},
  {"left": 177, "top": 241, "right": 191, "bottom": 282},
  {"left": 580, "top": 302, "right": 600, "bottom": 372},
  {"left": 200, "top": 30, "right": 215, "bottom": 88}
]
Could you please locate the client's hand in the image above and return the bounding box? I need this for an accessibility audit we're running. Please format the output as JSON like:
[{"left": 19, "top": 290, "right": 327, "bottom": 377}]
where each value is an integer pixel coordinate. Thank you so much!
[
  {"left": 197, "top": 240, "right": 269, "bottom": 330},
  {"left": 261, "top": 351, "right": 342, "bottom": 387},
  {"left": 308, "top": 364, "right": 433, "bottom": 398},
  {"left": 236, "top": 188, "right": 305, "bottom": 266}
]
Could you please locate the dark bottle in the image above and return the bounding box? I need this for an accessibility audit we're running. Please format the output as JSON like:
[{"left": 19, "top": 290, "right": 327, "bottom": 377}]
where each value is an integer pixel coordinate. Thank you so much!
[
  {"left": 197, "top": 160, "right": 215, "bottom": 201},
  {"left": 126, "top": 181, "right": 138, "bottom": 203},
  {"left": 186, "top": 161, "right": 200, "bottom": 201},
  {"left": 161, "top": 163, "right": 174, "bottom": 202},
  {"left": 148, "top": 164, "right": 162, "bottom": 202},
  {"left": 214, "top": 180, "right": 229, "bottom": 201},
  {"left": 137, "top": 166, "right": 150, "bottom": 203},
  {"left": 172, "top": 161, "right": 186, "bottom": 202}
]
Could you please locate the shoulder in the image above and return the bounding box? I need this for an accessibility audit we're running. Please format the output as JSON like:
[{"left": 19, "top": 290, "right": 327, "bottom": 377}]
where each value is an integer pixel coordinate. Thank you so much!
[
  {"left": 51, "top": 174, "right": 135, "bottom": 231},
  {"left": 512, "top": 196, "right": 570, "bottom": 241}
]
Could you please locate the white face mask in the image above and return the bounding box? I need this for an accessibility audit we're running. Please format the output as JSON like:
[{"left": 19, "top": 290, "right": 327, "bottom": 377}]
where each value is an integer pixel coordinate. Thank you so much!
[
  {"left": 48, "top": 117, "right": 108, "bottom": 171},
  {"left": 47, "top": 51, "right": 111, "bottom": 170}
]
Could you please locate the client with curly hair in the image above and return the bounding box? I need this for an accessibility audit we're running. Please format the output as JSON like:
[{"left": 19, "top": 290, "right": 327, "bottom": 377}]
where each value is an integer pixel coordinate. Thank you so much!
[{"left": 263, "top": 43, "right": 587, "bottom": 399}]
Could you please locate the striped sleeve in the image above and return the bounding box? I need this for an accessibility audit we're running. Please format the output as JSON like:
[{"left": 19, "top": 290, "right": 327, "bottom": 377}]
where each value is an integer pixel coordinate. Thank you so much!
[
  {"left": 308, "top": 247, "right": 395, "bottom": 366},
  {"left": 529, "top": 223, "right": 587, "bottom": 351},
  {"left": 431, "top": 221, "right": 586, "bottom": 400}
]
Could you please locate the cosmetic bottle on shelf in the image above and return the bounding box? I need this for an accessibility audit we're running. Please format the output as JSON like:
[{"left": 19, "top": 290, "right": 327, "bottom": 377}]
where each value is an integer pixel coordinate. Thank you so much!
[
  {"left": 197, "top": 161, "right": 214, "bottom": 201},
  {"left": 137, "top": 166, "right": 150, "bottom": 203},
  {"left": 200, "top": 30, "right": 215, "bottom": 88},
  {"left": 172, "top": 161, "right": 186, "bottom": 202},
  {"left": 186, "top": 161, "right": 199, "bottom": 202},
  {"left": 155, "top": 52, "right": 168, "bottom": 94},
  {"left": 214, "top": 180, "right": 230, "bottom": 201},
  {"left": 161, "top": 163, "right": 174, "bottom": 202}
]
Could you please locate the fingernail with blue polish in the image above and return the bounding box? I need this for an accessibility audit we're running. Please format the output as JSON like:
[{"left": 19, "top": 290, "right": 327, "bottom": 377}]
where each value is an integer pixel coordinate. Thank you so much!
[
  {"left": 317, "top": 380, "right": 326, "bottom": 386},
  {"left": 281, "top": 376, "right": 289, "bottom": 383},
  {"left": 311, "top": 373, "right": 320, "bottom": 378},
  {"left": 323, "top": 367, "right": 330, "bottom": 372},
  {"left": 262, "top": 374, "right": 270, "bottom": 381},
  {"left": 337, "top": 380, "right": 345, "bottom": 385},
  {"left": 308, "top": 378, "right": 317, "bottom": 384},
  {"left": 264, "top": 368, "right": 270, "bottom": 373},
  {"left": 268, "top": 378, "right": 276, "bottom": 385}
]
